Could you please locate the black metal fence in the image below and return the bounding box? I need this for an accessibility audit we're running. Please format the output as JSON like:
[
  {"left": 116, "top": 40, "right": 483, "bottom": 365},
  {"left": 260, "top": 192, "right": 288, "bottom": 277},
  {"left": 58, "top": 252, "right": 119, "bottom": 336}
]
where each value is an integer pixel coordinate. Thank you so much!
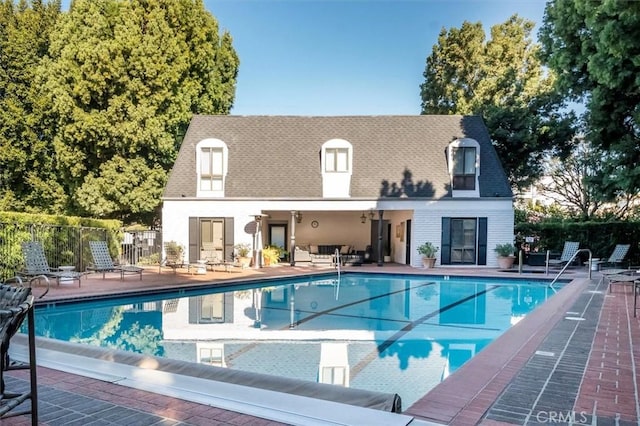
[{"left": 0, "top": 223, "right": 162, "bottom": 281}]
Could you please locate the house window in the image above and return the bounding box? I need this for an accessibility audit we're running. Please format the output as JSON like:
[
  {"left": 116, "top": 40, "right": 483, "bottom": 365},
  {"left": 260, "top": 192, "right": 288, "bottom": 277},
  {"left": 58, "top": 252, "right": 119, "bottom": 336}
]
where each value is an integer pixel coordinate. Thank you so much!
[
  {"left": 200, "top": 218, "right": 224, "bottom": 260},
  {"left": 450, "top": 218, "right": 477, "bottom": 264},
  {"left": 452, "top": 147, "right": 476, "bottom": 190},
  {"left": 199, "top": 347, "right": 224, "bottom": 366},
  {"left": 325, "top": 148, "right": 349, "bottom": 172},
  {"left": 321, "top": 366, "right": 348, "bottom": 386},
  {"left": 200, "top": 147, "right": 224, "bottom": 191},
  {"left": 441, "top": 217, "right": 487, "bottom": 265},
  {"left": 197, "top": 294, "right": 224, "bottom": 323}
]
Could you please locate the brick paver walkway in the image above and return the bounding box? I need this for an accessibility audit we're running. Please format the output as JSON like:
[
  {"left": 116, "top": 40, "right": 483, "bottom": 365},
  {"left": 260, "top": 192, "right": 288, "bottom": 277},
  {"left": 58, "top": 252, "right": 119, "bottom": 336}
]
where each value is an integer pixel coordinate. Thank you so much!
[
  {"left": 406, "top": 270, "right": 640, "bottom": 426},
  {"left": 574, "top": 285, "right": 640, "bottom": 423}
]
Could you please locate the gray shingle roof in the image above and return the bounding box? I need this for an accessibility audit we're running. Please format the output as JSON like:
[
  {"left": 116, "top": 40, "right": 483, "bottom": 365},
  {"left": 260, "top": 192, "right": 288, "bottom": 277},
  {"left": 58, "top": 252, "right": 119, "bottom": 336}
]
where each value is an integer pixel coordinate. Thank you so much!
[{"left": 163, "top": 115, "right": 513, "bottom": 199}]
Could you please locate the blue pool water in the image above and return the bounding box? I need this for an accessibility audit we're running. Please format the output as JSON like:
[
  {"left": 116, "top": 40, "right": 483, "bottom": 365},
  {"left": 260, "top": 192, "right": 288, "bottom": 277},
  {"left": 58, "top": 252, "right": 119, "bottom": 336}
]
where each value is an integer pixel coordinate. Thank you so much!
[{"left": 34, "top": 273, "right": 561, "bottom": 407}]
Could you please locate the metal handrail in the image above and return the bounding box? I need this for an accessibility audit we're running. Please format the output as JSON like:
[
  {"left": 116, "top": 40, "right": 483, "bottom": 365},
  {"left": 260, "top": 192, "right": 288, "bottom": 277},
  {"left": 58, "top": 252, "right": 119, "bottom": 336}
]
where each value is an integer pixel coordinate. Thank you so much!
[
  {"left": 334, "top": 248, "right": 341, "bottom": 300},
  {"left": 548, "top": 248, "right": 592, "bottom": 288},
  {"left": 30, "top": 275, "right": 50, "bottom": 298}
]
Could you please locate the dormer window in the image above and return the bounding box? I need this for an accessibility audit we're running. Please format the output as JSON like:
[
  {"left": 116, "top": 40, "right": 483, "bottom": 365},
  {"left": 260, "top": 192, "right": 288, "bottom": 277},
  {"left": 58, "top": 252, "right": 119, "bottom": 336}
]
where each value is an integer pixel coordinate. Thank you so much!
[
  {"left": 452, "top": 147, "right": 476, "bottom": 190},
  {"left": 200, "top": 147, "right": 224, "bottom": 191},
  {"left": 321, "top": 139, "right": 353, "bottom": 197},
  {"left": 196, "top": 139, "right": 228, "bottom": 197},
  {"left": 448, "top": 138, "right": 480, "bottom": 197},
  {"left": 325, "top": 148, "right": 349, "bottom": 173}
]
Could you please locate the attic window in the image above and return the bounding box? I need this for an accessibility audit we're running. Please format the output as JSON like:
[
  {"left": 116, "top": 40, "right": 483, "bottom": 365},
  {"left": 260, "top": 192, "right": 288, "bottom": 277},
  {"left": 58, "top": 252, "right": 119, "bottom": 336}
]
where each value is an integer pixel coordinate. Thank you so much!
[
  {"left": 325, "top": 148, "right": 349, "bottom": 172},
  {"left": 452, "top": 147, "right": 476, "bottom": 190},
  {"left": 200, "top": 147, "right": 224, "bottom": 191}
]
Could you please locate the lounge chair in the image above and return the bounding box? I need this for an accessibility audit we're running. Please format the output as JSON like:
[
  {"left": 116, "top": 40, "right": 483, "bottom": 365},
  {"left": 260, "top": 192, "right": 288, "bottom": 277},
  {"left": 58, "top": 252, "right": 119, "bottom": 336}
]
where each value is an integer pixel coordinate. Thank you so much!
[
  {"left": 159, "top": 242, "right": 188, "bottom": 274},
  {"left": 546, "top": 241, "right": 580, "bottom": 269},
  {"left": 205, "top": 252, "right": 236, "bottom": 272},
  {"left": 596, "top": 244, "right": 631, "bottom": 270},
  {"left": 88, "top": 241, "right": 143, "bottom": 280},
  {"left": 20, "top": 241, "right": 84, "bottom": 287}
]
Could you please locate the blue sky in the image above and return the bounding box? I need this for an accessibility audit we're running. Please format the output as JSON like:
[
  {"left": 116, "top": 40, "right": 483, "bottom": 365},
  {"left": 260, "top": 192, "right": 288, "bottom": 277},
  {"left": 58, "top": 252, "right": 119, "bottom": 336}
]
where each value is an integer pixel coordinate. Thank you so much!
[
  {"left": 205, "top": 0, "right": 548, "bottom": 116},
  {"left": 60, "top": 0, "right": 549, "bottom": 116}
]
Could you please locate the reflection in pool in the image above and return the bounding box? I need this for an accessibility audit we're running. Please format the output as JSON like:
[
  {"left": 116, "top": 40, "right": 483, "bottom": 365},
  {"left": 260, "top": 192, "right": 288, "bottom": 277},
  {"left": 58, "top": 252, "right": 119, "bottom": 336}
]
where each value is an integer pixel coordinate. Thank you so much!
[{"left": 35, "top": 273, "right": 560, "bottom": 407}]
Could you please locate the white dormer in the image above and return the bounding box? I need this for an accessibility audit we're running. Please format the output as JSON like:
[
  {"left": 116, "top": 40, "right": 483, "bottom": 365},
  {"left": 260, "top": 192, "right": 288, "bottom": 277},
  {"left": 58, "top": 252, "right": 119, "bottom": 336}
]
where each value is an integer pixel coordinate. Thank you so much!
[
  {"left": 196, "top": 138, "right": 228, "bottom": 198},
  {"left": 321, "top": 139, "right": 352, "bottom": 198},
  {"left": 448, "top": 138, "right": 480, "bottom": 197}
]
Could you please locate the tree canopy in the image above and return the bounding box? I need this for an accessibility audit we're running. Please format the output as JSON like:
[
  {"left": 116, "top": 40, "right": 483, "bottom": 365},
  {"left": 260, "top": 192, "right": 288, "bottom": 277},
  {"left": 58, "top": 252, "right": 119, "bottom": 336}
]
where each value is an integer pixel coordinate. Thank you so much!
[
  {"left": 539, "top": 0, "right": 640, "bottom": 203},
  {"left": 0, "top": 0, "right": 64, "bottom": 213},
  {"left": 0, "top": 0, "right": 238, "bottom": 224},
  {"left": 420, "top": 15, "right": 576, "bottom": 190}
]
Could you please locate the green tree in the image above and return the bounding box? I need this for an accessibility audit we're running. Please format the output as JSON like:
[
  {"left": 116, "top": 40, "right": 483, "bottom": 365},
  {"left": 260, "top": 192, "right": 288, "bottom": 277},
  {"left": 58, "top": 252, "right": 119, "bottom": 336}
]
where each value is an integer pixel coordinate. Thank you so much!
[
  {"left": 420, "top": 15, "right": 576, "bottom": 189},
  {"left": 539, "top": 0, "right": 640, "bottom": 202},
  {"left": 39, "top": 0, "right": 238, "bottom": 223},
  {"left": 0, "top": 0, "right": 65, "bottom": 213},
  {"left": 540, "top": 142, "right": 606, "bottom": 220},
  {"left": 543, "top": 142, "right": 640, "bottom": 220}
]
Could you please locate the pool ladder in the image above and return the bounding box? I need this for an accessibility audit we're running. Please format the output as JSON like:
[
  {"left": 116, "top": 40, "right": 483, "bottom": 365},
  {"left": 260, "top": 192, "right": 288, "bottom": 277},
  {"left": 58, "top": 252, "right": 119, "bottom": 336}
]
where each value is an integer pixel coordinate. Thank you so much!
[{"left": 547, "top": 248, "right": 593, "bottom": 289}]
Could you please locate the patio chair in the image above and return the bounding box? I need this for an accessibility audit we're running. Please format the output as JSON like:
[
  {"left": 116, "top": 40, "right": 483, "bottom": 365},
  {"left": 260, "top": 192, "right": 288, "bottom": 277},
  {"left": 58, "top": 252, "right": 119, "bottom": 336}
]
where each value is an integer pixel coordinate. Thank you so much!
[
  {"left": 88, "top": 241, "right": 143, "bottom": 280},
  {"left": 20, "top": 241, "right": 84, "bottom": 287},
  {"left": 159, "top": 242, "right": 188, "bottom": 274},
  {"left": 0, "top": 282, "right": 38, "bottom": 424},
  {"left": 596, "top": 244, "right": 631, "bottom": 270},
  {"left": 546, "top": 241, "right": 580, "bottom": 269},
  {"left": 205, "top": 251, "right": 236, "bottom": 272}
]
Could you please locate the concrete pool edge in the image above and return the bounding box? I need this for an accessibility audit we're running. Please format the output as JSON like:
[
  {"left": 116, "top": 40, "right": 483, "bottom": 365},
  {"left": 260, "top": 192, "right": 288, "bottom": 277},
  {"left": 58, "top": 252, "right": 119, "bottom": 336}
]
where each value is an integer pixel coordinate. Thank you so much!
[
  {"left": 404, "top": 276, "right": 588, "bottom": 424},
  {"left": 9, "top": 335, "right": 433, "bottom": 426}
]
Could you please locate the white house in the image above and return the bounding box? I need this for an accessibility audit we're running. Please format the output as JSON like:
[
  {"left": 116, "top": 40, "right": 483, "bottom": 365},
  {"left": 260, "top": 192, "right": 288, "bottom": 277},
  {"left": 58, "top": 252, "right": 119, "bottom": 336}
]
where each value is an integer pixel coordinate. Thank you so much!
[{"left": 161, "top": 115, "right": 514, "bottom": 268}]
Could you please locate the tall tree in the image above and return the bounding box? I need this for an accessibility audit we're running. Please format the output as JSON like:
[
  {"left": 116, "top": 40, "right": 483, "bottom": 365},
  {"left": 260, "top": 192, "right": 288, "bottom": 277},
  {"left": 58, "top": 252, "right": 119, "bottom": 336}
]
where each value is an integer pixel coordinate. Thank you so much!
[
  {"left": 541, "top": 143, "right": 606, "bottom": 220},
  {"left": 39, "top": 0, "right": 238, "bottom": 223},
  {"left": 539, "top": 0, "right": 640, "bottom": 202},
  {"left": 420, "top": 15, "right": 576, "bottom": 189},
  {"left": 0, "top": 0, "right": 64, "bottom": 213}
]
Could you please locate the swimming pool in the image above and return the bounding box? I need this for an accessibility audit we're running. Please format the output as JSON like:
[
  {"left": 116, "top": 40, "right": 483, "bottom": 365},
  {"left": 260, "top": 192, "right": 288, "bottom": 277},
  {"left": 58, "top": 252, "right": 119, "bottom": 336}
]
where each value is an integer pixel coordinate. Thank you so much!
[{"left": 33, "top": 272, "right": 561, "bottom": 408}]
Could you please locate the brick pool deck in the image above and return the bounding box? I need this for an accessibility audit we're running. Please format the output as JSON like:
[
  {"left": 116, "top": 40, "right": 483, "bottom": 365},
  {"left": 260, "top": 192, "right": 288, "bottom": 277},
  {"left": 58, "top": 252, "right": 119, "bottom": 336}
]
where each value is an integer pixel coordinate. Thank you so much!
[{"left": 2, "top": 263, "right": 639, "bottom": 425}]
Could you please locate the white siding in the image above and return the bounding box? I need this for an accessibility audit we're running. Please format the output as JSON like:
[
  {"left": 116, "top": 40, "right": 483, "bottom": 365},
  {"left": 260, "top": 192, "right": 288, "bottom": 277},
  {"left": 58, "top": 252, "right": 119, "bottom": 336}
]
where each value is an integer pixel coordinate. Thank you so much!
[{"left": 162, "top": 198, "right": 513, "bottom": 268}]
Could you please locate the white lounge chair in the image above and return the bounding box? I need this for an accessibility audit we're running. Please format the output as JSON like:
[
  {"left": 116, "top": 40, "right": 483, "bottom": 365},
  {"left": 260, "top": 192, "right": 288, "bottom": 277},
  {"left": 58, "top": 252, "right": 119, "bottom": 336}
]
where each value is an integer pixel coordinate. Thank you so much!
[{"left": 88, "top": 241, "right": 143, "bottom": 280}]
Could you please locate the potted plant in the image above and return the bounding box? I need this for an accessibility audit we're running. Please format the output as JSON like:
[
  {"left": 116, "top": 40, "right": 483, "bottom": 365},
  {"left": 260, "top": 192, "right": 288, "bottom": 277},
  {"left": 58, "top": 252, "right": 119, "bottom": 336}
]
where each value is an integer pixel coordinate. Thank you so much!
[
  {"left": 417, "top": 242, "right": 439, "bottom": 268},
  {"left": 234, "top": 243, "right": 252, "bottom": 268},
  {"left": 262, "top": 245, "right": 281, "bottom": 266},
  {"left": 495, "top": 243, "right": 516, "bottom": 269}
]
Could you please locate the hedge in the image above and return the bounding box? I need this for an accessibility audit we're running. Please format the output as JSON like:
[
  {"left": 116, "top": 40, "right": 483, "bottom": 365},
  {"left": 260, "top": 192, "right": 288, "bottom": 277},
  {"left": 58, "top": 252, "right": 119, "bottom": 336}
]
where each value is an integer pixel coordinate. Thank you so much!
[{"left": 515, "top": 221, "right": 640, "bottom": 265}]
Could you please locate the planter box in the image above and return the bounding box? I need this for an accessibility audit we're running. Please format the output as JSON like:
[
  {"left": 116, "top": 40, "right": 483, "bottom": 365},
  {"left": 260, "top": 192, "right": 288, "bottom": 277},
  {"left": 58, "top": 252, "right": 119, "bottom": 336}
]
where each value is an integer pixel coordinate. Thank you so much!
[{"left": 527, "top": 253, "right": 547, "bottom": 266}]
